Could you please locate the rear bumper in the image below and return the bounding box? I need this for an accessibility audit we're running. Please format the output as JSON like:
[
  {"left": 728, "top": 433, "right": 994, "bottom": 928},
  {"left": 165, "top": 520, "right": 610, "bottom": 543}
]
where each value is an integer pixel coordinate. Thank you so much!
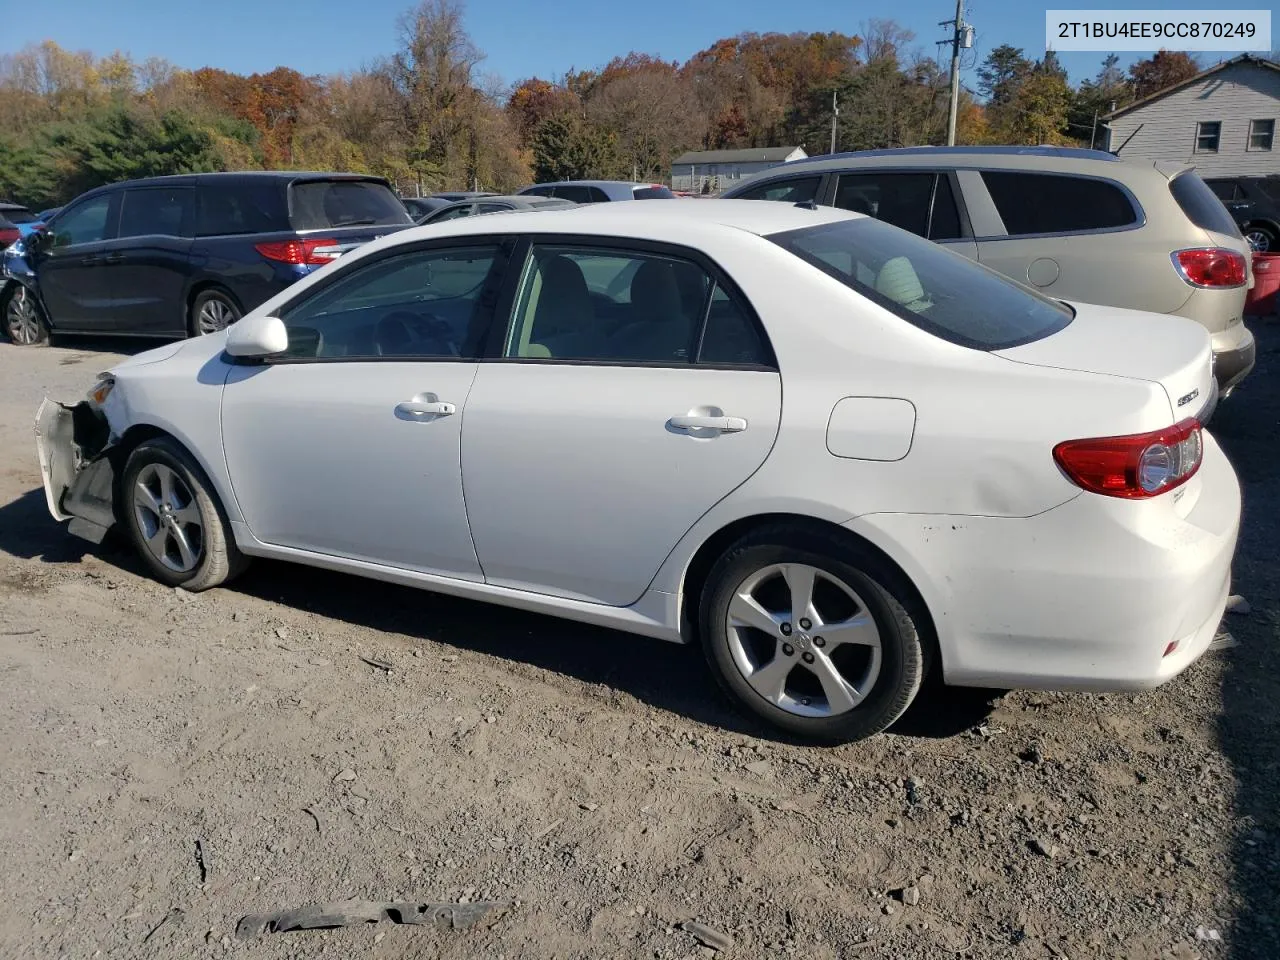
[
  {"left": 849, "top": 432, "right": 1241, "bottom": 691},
  {"left": 1211, "top": 328, "right": 1256, "bottom": 396}
]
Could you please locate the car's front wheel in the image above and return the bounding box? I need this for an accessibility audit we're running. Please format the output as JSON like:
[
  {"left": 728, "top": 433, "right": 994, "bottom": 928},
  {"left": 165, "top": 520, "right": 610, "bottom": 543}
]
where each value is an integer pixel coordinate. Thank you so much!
[
  {"left": 699, "top": 526, "right": 929, "bottom": 743},
  {"left": 2, "top": 285, "right": 49, "bottom": 345},
  {"left": 122, "top": 437, "right": 248, "bottom": 591}
]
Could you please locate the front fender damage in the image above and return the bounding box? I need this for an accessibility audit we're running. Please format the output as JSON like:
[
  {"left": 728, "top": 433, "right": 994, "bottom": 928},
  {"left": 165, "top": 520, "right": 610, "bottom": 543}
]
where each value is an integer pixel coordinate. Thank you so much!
[{"left": 35, "top": 398, "right": 117, "bottom": 543}]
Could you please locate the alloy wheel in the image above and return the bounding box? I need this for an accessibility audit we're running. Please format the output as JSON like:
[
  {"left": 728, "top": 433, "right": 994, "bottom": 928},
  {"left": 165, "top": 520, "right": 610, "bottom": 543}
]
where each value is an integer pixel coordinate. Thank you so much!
[
  {"left": 1246, "top": 229, "right": 1272, "bottom": 253},
  {"left": 5, "top": 288, "right": 43, "bottom": 344},
  {"left": 196, "top": 297, "right": 235, "bottom": 335},
  {"left": 725, "top": 562, "right": 882, "bottom": 718},
  {"left": 133, "top": 463, "right": 204, "bottom": 573}
]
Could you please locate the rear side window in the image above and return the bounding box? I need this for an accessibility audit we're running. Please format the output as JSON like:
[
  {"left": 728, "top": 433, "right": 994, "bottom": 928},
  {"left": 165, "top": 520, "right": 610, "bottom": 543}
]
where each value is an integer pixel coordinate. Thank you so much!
[
  {"left": 197, "top": 181, "right": 287, "bottom": 237},
  {"left": 1258, "top": 178, "right": 1280, "bottom": 202},
  {"left": 981, "top": 172, "right": 1138, "bottom": 235},
  {"left": 1205, "top": 180, "right": 1240, "bottom": 202},
  {"left": 551, "top": 185, "right": 598, "bottom": 203},
  {"left": 1170, "top": 172, "right": 1244, "bottom": 238},
  {"left": 118, "top": 187, "right": 194, "bottom": 239},
  {"left": 735, "top": 177, "right": 821, "bottom": 203},
  {"left": 1, "top": 208, "right": 36, "bottom": 224},
  {"left": 770, "top": 217, "right": 1073, "bottom": 351},
  {"left": 834, "top": 172, "right": 963, "bottom": 241},
  {"left": 289, "top": 179, "right": 412, "bottom": 230},
  {"left": 699, "top": 284, "right": 772, "bottom": 366},
  {"left": 633, "top": 186, "right": 675, "bottom": 199}
]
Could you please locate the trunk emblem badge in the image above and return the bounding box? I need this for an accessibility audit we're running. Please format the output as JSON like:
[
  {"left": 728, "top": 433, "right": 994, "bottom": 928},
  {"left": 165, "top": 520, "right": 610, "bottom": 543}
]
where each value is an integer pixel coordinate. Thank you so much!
[{"left": 1177, "top": 388, "right": 1199, "bottom": 408}]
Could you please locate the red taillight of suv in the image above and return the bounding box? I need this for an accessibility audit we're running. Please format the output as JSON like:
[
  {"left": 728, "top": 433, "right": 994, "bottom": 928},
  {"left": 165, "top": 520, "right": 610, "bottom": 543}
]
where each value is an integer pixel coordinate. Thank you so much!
[
  {"left": 1171, "top": 248, "right": 1248, "bottom": 288},
  {"left": 1053, "top": 419, "right": 1203, "bottom": 499},
  {"left": 0, "top": 227, "right": 20, "bottom": 247},
  {"left": 254, "top": 238, "right": 340, "bottom": 266}
]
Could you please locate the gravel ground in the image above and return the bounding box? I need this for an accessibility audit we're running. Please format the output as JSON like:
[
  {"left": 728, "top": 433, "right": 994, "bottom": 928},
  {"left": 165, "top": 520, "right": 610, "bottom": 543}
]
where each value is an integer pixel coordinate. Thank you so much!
[{"left": 0, "top": 325, "right": 1276, "bottom": 960}]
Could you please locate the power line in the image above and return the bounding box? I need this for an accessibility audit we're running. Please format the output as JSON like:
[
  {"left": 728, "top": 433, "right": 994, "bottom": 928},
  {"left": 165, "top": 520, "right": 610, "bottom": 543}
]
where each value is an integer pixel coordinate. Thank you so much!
[{"left": 936, "top": 0, "right": 974, "bottom": 145}]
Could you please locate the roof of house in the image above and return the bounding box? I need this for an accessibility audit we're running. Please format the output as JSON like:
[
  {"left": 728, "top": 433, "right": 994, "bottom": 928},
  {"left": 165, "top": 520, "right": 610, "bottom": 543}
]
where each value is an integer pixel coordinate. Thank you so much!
[
  {"left": 671, "top": 147, "right": 803, "bottom": 165},
  {"left": 1103, "top": 54, "right": 1280, "bottom": 121}
]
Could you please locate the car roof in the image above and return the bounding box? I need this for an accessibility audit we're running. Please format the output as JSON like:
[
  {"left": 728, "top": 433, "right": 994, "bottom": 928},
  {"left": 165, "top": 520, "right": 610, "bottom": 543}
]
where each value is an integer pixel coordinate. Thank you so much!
[
  {"left": 80, "top": 171, "right": 394, "bottom": 192},
  {"left": 0, "top": 201, "right": 28, "bottom": 212},
  {"left": 410, "top": 197, "right": 852, "bottom": 239},
  {"left": 523, "top": 180, "right": 657, "bottom": 190},
  {"left": 742, "top": 145, "right": 1179, "bottom": 179}
]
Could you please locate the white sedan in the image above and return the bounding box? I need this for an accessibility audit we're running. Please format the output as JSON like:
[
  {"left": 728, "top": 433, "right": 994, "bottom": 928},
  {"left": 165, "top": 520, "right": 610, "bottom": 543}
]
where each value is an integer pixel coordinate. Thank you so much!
[{"left": 35, "top": 201, "right": 1240, "bottom": 743}]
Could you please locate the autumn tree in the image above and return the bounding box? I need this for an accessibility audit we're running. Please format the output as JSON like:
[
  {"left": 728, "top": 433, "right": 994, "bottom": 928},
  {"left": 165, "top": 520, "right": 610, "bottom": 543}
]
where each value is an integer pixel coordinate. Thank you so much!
[
  {"left": 587, "top": 56, "right": 703, "bottom": 179},
  {"left": 1001, "top": 58, "right": 1073, "bottom": 145},
  {"left": 1129, "top": 50, "right": 1199, "bottom": 99},
  {"left": 506, "top": 78, "right": 580, "bottom": 148}
]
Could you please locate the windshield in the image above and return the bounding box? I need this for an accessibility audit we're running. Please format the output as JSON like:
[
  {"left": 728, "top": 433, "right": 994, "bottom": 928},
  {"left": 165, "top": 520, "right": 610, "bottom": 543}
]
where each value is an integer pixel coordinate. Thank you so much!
[
  {"left": 633, "top": 186, "right": 675, "bottom": 199},
  {"left": 289, "top": 179, "right": 413, "bottom": 231},
  {"left": 769, "top": 217, "right": 1073, "bottom": 350}
]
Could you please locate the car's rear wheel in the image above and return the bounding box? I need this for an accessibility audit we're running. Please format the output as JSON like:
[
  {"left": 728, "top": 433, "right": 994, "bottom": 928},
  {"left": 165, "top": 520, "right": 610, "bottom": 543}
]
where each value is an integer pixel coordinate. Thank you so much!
[
  {"left": 1245, "top": 225, "right": 1276, "bottom": 253},
  {"left": 699, "top": 527, "right": 928, "bottom": 743},
  {"left": 122, "top": 437, "right": 248, "bottom": 591},
  {"left": 2, "top": 285, "right": 49, "bottom": 345},
  {"left": 190, "top": 289, "right": 241, "bottom": 337}
]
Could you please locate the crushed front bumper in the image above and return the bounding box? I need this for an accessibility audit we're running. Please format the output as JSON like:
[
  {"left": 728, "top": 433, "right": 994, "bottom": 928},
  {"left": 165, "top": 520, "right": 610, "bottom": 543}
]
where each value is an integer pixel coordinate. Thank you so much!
[{"left": 35, "top": 398, "right": 117, "bottom": 543}]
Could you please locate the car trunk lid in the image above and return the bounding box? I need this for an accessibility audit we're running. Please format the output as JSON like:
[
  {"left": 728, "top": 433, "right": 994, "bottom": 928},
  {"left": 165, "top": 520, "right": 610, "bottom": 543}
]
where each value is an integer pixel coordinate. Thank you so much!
[{"left": 994, "top": 301, "right": 1216, "bottom": 423}]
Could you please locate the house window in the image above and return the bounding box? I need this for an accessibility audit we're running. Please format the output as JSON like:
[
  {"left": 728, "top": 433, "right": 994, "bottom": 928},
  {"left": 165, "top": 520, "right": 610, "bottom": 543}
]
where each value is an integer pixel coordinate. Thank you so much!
[
  {"left": 1195, "top": 121, "right": 1221, "bottom": 153},
  {"left": 1249, "top": 119, "right": 1275, "bottom": 151}
]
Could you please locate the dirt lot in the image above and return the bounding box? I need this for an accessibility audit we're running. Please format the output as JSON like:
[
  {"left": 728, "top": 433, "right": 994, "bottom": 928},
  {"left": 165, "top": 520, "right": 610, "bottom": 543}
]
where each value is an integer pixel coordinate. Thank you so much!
[{"left": 0, "top": 327, "right": 1277, "bottom": 960}]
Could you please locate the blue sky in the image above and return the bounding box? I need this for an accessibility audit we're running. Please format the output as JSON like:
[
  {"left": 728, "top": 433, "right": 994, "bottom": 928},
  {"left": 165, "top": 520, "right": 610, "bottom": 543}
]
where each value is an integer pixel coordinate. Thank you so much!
[{"left": 2, "top": 0, "right": 1273, "bottom": 92}]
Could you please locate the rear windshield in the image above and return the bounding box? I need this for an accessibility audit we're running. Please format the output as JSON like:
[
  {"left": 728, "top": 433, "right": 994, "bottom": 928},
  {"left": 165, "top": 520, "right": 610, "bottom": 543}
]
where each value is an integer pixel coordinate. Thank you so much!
[
  {"left": 289, "top": 179, "right": 413, "bottom": 231},
  {"left": 633, "top": 186, "right": 675, "bottom": 199},
  {"left": 1, "top": 208, "right": 37, "bottom": 224},
  {"left": 1170, "top": 172, "right": 1242, "bottom": 238},
  {"left": 769, "top": 217, "right": 1073, "bottom": 350}
]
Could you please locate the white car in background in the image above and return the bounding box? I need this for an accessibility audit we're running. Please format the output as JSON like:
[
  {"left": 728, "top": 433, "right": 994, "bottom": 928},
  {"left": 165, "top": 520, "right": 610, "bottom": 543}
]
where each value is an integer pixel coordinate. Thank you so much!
[{"left": 35, "top": 201, "right": 1240, "bottom": 743}]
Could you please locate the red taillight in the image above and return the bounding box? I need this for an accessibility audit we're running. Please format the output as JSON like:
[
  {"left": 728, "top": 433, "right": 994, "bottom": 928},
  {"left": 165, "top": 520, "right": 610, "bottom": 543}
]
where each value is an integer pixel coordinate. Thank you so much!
[
  {"left": 254, "top": 238, "right": 341, "bottom": 266},
  {"left": 1172, "top": 248, "right": 1247, "bottom": 288},
  {"left": 0, "top": 227, "right": 19, "bottom": 246},
  {"left": 1053, "top": 418, "right": 1203, "bottom": 499}
]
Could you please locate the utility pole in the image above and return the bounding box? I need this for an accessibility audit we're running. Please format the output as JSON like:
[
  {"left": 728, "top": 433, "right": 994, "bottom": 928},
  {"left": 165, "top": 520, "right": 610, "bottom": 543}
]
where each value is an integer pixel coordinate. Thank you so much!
[
  {"left": 830, "top": 90, "right": 839, "bottom": 154},
  {"left": 938, "top": 0, "right": 973, "bottom": 145}
]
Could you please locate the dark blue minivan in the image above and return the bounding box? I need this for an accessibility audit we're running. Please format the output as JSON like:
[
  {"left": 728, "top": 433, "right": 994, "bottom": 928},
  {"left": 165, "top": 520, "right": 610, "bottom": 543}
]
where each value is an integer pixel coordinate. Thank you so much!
[{"left": 1, "top": 172, "right": 414, "bottom": 345}]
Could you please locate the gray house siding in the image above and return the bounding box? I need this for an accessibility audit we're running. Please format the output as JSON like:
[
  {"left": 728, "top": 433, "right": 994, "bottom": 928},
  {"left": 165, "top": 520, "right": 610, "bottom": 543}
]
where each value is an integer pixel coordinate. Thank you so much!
[
  {"left": 670, "top": 147, "right": 808, "bottom": 193},
  {"left": 1103, "top": 61, "right": 1280, "bottom": 177}
]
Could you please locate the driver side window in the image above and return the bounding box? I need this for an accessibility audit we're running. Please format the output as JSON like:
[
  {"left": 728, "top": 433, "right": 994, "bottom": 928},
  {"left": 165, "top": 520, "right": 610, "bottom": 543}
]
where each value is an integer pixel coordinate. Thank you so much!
[
  {"left": 51, "top": 194, "right": 114, "bottom": 248},
  {"left": 277, "top": 244, "right": 502, "bottom": 361}
]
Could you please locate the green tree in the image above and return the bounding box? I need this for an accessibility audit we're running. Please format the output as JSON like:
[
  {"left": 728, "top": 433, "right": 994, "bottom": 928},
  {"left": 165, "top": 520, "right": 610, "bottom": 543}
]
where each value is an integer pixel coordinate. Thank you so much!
[
  {"left": 978, "top": 44, "right": 1032, "bottom": 109},
  {"left": 1003, "top": 68, "right": 1072, "bottom": 144},
  {"left": 530, "top": 113, "right": 621, "bottom": 181}
]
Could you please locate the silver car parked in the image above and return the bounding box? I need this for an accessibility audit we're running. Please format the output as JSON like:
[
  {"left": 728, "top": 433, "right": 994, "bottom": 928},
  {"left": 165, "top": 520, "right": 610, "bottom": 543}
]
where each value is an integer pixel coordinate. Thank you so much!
[
  {"left": 518, "top": 180, "right": 675, "bottom": 202},
  {"left": 722, "top": 146, "right": 1255, "bottom": 395}
]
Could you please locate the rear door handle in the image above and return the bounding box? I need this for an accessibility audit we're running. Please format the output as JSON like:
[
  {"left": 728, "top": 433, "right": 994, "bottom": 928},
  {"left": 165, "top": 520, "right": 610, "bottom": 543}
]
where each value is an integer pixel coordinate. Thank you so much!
[
  {"left": 103, "top": 252, "right": 124, "bottom": 263},
  {"left": 395, "top": 400, "right": 456, "bottom": 418},
  {"left": 79, "top": 255, "right": 101, "bottom": 266},
  {"left": 668, "top": 415, "right": 747, "bottom": 433}
]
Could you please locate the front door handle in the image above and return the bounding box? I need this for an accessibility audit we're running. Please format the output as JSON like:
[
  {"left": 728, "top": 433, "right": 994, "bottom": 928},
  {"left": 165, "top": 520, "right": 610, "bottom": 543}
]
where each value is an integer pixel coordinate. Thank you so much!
[
  {"left": 79, "top": 255, "right": 101, "bottom": 266},
  {"left": 395, "top": 399, "right": 456, "bottom": 418},
  {"left": 668, "top": 415, "right": 747, "bottom": 433}
]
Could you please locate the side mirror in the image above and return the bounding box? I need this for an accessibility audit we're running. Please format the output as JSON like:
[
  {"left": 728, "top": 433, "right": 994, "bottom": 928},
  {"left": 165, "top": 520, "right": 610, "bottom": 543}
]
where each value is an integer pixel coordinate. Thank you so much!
[{"left": 225, "top": 315, "right": 288, "bottom": 358}]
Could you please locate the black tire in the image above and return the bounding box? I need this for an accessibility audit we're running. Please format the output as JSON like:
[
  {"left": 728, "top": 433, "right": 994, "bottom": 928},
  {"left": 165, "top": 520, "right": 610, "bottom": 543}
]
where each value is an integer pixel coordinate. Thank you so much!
[
  {"left": 121, "top": 437, "right": 248, "bottom": 590},
  {"left": 2, "top": 284, "right": 49, "bottom": 345},
  {"left": 699, "top": 525, "right": 930, "bottom": 744},
  {"left": 1245, "top": 224, "right": 1277, "bottom": 253},
  {"left": 188, "top": 288, "right": 241, "bottom": 337}
]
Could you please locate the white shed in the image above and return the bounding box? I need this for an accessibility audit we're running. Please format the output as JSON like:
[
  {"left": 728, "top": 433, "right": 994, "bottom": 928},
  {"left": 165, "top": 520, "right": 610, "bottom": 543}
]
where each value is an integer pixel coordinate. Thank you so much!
[{"left": 671, "top": 147, "right": 809, "bottom": 195}]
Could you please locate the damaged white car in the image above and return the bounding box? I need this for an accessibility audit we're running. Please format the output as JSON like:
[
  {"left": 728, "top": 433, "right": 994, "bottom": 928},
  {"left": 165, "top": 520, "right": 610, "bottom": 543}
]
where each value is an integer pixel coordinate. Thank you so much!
[{"left": 36, "top": 201, "right": 1241, "bottom": 743}]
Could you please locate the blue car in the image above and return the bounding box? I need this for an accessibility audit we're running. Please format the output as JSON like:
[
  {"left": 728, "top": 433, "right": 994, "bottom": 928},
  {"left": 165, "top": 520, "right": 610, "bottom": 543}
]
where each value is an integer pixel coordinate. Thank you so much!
[{"left": 1, "top": 172, "right": 414, "bottom": 345}]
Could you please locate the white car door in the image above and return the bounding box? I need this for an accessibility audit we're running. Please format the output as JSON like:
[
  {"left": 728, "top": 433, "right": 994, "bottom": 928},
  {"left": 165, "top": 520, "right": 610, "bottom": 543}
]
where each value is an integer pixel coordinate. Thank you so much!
[
  {"left": 461, "top": 240, "right": 782, "bottom": 606},
  {"left": 221, "top": 240, "right": 510, "bottom": 579}
]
